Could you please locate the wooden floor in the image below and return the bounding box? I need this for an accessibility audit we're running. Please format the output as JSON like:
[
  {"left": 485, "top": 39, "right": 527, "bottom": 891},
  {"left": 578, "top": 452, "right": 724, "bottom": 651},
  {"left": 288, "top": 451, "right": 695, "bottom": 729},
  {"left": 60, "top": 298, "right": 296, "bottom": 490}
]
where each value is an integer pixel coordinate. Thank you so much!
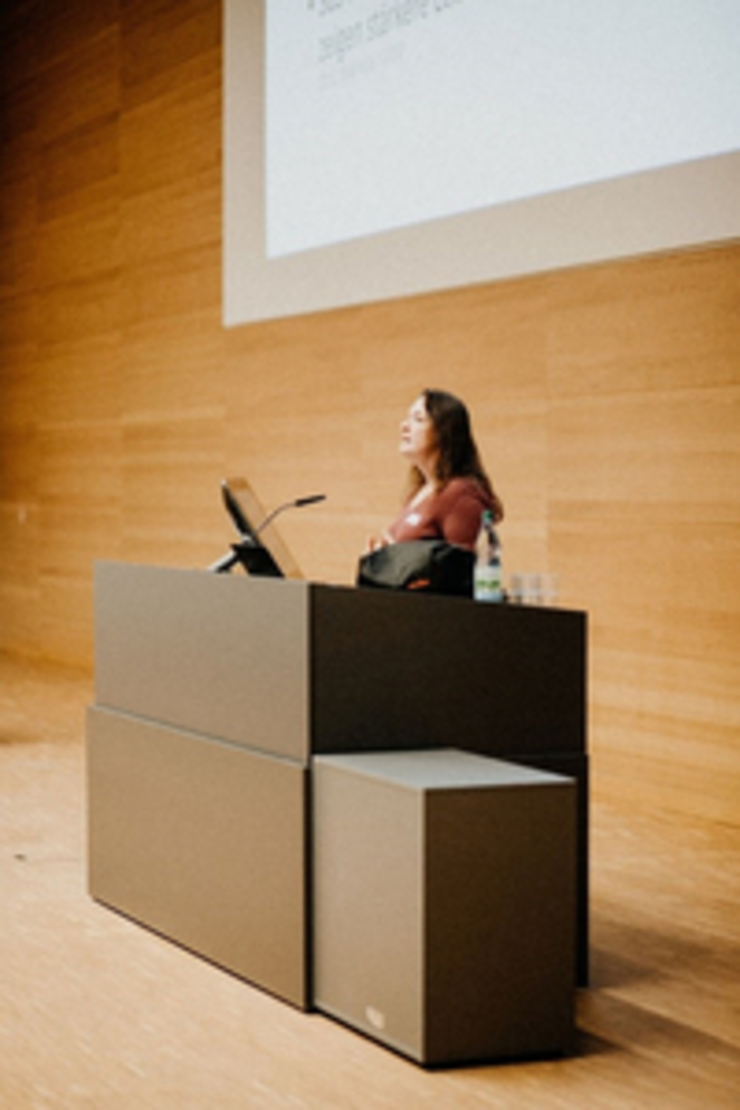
[{"left": 1, "top": 653, "right": 738, "bottom": 1109}]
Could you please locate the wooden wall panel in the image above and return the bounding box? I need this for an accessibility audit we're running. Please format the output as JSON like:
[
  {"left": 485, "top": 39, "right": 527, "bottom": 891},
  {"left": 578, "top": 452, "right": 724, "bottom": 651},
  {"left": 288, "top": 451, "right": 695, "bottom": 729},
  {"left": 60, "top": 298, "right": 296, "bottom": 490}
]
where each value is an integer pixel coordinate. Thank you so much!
[
  {"left": 546, "top": 249, "right": 740, "bottom": 823},
  {"left": 0, "top": 0, "right": 738, "bottom": 825}
]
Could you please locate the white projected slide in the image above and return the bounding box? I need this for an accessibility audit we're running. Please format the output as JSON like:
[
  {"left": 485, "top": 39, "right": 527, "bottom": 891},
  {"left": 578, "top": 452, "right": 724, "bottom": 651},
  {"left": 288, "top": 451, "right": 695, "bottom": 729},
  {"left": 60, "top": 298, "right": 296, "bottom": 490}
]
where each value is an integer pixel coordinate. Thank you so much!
[
  {"left": 266, "top": 0, "right": 740, "bottom": 259},
  {"left": 224, "top": 0, "right": 740, "bottom": 326}
]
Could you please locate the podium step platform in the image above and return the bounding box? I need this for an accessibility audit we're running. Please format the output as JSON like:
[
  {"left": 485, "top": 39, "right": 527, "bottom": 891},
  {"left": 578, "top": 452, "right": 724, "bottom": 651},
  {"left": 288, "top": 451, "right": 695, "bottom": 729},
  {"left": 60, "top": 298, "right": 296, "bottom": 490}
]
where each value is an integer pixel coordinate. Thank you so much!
[{"left": 313, "top": 749, "right": 577, "bottom": 1066}]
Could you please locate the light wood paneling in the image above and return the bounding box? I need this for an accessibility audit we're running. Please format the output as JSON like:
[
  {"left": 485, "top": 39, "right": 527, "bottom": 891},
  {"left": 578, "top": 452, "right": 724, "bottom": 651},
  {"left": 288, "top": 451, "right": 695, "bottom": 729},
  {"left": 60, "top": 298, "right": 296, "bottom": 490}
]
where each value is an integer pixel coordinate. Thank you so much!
[
  {"left": 33, "top": 27, "right": 120, "bottom": 145},
  {"left": 0, "top": 0, "right": 738, "bottom": 825},
  {"left": 546, "top": 248, "right": 740, "bottom": 822}
]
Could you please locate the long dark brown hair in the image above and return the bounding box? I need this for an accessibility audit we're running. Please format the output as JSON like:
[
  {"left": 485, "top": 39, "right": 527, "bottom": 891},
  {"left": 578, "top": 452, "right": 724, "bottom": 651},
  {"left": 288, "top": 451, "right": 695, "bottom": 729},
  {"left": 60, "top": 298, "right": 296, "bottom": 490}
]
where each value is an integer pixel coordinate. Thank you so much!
[{"left": 407, "top": 388, "right": 504, "bottom": 522}]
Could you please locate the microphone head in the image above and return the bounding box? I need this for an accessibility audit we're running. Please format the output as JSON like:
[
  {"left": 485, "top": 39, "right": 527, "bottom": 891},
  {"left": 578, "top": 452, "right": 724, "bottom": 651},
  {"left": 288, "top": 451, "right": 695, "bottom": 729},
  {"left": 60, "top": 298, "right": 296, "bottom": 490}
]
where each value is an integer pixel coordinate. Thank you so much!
[{"left": 294, "top": 494, "right": 326, "bottom": 508}]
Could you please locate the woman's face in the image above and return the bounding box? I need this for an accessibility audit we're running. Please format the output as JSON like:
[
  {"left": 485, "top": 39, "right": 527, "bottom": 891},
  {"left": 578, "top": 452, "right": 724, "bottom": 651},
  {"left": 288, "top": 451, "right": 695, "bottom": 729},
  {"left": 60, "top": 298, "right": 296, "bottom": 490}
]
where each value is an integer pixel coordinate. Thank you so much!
[{"left": 399, "top": 395, "right": 437, "bottom": 471}]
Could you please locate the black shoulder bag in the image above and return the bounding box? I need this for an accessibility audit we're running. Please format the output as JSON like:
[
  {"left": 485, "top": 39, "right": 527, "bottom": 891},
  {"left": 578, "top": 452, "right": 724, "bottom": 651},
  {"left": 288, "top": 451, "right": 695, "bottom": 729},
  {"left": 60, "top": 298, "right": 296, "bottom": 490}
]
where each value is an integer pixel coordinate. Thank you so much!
[{"left": 356, "top": 539, "right": 474, "bottom": 597}]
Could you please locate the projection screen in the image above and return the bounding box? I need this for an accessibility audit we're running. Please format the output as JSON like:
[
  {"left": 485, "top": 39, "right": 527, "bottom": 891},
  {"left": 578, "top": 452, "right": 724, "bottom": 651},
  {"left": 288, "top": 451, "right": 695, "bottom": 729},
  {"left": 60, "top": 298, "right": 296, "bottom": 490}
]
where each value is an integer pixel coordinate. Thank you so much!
[{"left": 224, "top": 0, "right": 740, "bottom": 326}]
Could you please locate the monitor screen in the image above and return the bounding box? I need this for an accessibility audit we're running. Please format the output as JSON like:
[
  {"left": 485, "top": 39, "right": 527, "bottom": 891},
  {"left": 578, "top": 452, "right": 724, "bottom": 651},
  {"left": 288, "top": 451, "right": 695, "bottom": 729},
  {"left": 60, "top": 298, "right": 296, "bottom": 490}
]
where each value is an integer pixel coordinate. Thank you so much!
[{"left": 211, "top": 477, "right": 303, "bottom": 578}]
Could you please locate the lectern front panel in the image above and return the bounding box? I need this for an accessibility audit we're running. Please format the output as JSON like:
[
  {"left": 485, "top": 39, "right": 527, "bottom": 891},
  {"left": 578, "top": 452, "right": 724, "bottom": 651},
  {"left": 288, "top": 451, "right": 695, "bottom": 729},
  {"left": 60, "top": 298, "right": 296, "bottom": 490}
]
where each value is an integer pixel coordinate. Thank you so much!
[
  {"left": 87, "top": 706, "right": 309, "bottom": 1008},
  {"left": 310, "top": 585, "right": 586, "bottom": 757},
  {"left": 94, "top": 563, "right": 310, "bottom": 761}
]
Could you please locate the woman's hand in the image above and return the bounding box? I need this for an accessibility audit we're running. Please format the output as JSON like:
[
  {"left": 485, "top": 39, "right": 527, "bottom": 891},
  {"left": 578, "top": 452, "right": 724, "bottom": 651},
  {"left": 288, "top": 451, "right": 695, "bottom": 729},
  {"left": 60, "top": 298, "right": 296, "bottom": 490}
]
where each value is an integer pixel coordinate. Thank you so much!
[{"left": 365, "top": 531, "right": 393, "bottom": 553}]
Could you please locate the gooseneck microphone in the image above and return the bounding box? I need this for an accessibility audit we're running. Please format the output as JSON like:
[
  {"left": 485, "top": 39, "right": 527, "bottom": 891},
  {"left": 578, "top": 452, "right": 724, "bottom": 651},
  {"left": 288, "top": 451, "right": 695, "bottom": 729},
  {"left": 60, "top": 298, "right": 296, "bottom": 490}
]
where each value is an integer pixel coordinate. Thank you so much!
[
  {"left": 254, "top": 493, "right": 326, "bottom": 537},
  {"left": 208, "top": 482, "right": 325, "bottom": 574}
]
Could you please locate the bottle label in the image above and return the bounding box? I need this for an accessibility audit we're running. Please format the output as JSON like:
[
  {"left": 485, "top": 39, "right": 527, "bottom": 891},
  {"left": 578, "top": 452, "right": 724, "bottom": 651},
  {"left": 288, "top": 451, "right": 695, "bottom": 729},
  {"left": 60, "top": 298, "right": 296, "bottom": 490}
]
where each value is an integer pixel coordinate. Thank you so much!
[{"left": 474, "top": 566, "right": 503, "bottom": 602}]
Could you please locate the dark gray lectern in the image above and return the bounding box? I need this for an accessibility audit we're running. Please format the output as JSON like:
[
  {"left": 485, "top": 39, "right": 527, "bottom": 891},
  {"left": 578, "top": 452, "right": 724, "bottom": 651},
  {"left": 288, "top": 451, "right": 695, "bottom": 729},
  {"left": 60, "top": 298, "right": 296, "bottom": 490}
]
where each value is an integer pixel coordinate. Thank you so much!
[{"left": 87, "top": 563, "right": 588, "bottom": 1022}]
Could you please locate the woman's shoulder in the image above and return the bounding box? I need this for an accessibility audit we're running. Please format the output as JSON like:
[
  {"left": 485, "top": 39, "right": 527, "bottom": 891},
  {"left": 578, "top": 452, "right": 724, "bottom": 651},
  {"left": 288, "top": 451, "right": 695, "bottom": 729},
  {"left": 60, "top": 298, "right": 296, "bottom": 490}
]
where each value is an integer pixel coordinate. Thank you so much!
[
  {"left": 432, "top": 476, "right": 491, "bottom": 548},
  {"left": 439, "top": 476, "right": 491, "bottom": 506}
]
